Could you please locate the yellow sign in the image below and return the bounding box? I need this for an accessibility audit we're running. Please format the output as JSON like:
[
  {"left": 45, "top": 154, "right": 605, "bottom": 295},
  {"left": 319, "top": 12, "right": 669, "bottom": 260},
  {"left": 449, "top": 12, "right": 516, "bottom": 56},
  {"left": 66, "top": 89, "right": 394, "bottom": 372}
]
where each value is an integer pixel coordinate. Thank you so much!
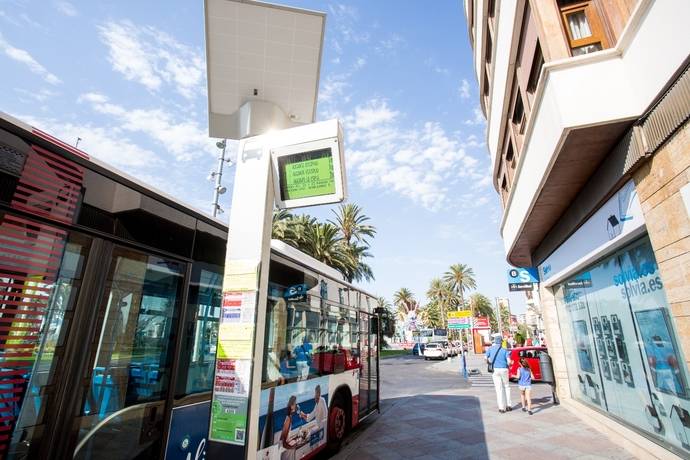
[
  {"left": 222, "top": 259, "right": 259, "bottom": 291},
  {"left": 447, "top": 310, "right": 471, "bottom": 319}
]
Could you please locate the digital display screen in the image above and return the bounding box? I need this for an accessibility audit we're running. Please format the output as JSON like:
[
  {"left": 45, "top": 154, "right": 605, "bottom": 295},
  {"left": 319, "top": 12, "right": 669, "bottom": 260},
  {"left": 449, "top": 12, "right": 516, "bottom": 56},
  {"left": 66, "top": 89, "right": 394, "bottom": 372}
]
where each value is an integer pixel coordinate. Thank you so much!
[{"left": 278, "top": 148, "right": 336, "bottom": 201}]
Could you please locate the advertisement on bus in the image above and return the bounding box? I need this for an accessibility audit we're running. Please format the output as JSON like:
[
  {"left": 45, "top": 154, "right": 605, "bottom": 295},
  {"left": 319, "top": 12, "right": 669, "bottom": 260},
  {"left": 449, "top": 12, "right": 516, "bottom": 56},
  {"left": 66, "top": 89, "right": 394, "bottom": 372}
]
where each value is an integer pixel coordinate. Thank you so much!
[{"left": 256, "top": 376, "right": 330, "bottom": 459}]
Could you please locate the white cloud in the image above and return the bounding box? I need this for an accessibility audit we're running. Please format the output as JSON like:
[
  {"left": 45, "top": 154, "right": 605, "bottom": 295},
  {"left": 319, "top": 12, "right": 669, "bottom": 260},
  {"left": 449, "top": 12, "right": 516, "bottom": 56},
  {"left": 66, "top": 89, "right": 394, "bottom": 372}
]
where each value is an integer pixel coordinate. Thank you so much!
[
  {"left": 14, "top": 87, "right": 59, "bottom": 103},
  {"left": 353, "top": 57, "right": 366, "bottom": 70},
  {"left": 328, "top": 3, "right": 370, "bottom": 45},
  {"left": 343, "top": 99, "right": 485, "bottom": 212},
  {"left": 54, "top": 1, "right": 77, "bottom": 16},
  {"left": 78, "top": 92, "right": 216, "bottom": 162},
  {"left": 319, "top": 74, "right": 350, "bottom": 104},
  {"left": 0, "top": 33, "right": 61, "bottom": 85},
  {"left": 21, "top": 115, "right": 161, "bottom": 169},
  {"left": 464, "top": 105, "right": 485, "bottom": 126},
  {"left": 459, "top": 79, "right": 471, "bottom": 99},
  {"left": 97, "top": 20, "right": 205, "bottom": 99},
  {"left": 376, "top": 34, "right": 404, "bottom": 55}
]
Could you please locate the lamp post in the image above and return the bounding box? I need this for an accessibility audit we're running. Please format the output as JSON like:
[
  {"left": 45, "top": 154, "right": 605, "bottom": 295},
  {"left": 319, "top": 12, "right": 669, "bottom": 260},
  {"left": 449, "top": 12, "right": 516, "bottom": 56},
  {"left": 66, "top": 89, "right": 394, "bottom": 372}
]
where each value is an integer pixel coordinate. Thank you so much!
[{"left": 210, "top": 139, "right": 232, "bottom": 217}]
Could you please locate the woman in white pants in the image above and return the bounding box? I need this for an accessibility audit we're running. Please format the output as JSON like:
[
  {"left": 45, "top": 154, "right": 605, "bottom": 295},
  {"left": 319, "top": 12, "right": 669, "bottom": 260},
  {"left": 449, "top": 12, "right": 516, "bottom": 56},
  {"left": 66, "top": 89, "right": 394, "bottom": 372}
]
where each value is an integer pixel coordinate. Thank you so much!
[{"left": 486, "top": 334, "right": 513, "bottom": 413}]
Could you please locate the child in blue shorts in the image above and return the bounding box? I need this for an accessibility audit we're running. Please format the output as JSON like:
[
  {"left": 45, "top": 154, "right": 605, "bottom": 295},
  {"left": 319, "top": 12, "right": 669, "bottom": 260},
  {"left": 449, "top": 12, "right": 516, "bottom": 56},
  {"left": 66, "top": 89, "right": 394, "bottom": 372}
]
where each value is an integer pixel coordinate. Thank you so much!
[{"left": 517, "top": 358, "right": 534, "bottom": 415}]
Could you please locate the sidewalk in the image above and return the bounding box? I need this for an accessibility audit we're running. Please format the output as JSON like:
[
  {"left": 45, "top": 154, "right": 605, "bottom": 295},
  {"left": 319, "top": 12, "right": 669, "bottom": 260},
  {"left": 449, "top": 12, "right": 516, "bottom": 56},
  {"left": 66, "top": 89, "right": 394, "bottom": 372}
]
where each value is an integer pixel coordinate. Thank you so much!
[{"left": 334, "top": 353, "right": 637, "bottom": 460}]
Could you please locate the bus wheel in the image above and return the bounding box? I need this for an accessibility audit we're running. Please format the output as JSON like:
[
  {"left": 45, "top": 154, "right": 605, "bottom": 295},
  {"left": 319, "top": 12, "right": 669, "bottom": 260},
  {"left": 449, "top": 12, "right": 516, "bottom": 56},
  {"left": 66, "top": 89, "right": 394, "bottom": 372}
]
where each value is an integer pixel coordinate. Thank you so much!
[{"left": 327, "top": 394, "right": 347, "bottom": 452}]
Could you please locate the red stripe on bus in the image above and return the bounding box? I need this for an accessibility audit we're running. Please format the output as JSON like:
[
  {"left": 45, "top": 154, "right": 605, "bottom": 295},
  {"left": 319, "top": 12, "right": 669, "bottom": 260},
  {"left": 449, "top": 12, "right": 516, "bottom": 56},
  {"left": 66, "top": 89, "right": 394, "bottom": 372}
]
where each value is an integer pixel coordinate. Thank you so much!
[
  {"left": 31, "top": 143, "right": 86, "bottom": 175},
  {"left": 4, "top": 214, "right": 69, "bottom": 234},
  {"left": 31, "top": 129, "right": 90, "bottom": 160},
  {"left": 10, "top": 202, "right": 74, "bottom": 223},
  {"left": 28, "top": 147, "right": 84, "bottom": 181},
  {"left": 0, "top": 318, "right": 42, "bottom": 324}
]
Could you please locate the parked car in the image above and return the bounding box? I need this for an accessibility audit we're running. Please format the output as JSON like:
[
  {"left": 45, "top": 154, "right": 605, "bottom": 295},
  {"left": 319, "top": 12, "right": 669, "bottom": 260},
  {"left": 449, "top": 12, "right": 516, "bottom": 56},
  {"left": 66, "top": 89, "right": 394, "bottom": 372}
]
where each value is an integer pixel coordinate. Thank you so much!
[
  {"left": 424, "top": 342, "right": 447, "bottom": 360},
  {"left": 443, "top": 341, "right": 457, "bottom": 357},
  {"left": 411, "top": 343, "right": 426, "bottom": 356},
  {"left": 509, "top": 346, "right": 547, "bottom": 381}
]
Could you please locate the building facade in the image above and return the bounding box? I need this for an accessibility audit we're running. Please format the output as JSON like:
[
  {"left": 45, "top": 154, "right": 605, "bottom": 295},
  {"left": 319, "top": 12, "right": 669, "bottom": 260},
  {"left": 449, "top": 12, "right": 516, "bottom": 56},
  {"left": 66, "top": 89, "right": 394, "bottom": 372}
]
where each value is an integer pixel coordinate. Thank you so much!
[{"left": 465, "top": 0, "right": 690, "bottom": 457}]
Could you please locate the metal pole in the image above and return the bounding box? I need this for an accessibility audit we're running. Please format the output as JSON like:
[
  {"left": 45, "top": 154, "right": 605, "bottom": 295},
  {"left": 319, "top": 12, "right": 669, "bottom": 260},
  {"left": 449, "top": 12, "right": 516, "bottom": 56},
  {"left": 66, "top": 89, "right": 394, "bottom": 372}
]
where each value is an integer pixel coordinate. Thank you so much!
[
  {"left": 495, "top": 297, "right": 502, "bottom": 333},
  {"left": 212, "top": 139, "right": 227, "bottom": 217}
]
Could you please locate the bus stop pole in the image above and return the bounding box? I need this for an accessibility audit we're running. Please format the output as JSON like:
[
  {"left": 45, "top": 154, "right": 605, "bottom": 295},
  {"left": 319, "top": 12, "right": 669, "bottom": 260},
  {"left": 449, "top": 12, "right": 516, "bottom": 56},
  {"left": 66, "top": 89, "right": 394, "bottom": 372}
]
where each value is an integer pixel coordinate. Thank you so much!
[{"left": 207, "top": 134, "right": 275, "bottom": 460}]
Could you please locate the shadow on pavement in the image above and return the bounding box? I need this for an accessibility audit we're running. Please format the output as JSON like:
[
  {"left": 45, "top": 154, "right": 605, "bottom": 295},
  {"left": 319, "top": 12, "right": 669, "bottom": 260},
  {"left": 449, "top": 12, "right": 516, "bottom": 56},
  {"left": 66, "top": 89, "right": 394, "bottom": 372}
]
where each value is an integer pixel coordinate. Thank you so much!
[{"left": 330, "top": 394, "right": 489, "bottom": 460}]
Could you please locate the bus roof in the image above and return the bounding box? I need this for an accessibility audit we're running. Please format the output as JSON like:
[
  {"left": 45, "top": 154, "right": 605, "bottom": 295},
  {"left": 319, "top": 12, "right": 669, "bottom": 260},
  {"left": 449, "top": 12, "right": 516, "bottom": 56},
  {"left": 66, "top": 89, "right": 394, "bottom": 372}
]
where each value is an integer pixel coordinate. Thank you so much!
[
  {"left": 1, "top": 111, "right": 378, "bottom": 302},
  {"left": 270, "top": 239, "right": 378, "bottom": 300}
]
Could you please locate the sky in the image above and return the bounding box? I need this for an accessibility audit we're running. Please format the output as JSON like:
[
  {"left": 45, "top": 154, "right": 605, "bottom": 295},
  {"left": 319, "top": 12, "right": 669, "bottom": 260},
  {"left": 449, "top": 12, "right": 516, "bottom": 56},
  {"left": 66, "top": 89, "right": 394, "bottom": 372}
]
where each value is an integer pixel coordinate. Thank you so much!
[{"left": 0, "top": 0, "right": 528, "bottom": 314}]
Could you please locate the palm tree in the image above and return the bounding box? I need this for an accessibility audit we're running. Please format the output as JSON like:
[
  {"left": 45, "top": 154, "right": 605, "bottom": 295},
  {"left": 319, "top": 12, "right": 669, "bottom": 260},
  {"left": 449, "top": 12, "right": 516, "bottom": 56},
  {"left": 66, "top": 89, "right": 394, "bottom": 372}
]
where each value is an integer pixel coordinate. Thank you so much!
[
  {"left": 302, "top": 222, "right": 350, "bottom": 275},
  {"left": 329, "top": 203, "right": 376, "bottom": 245},
  {"left": 272, "top": 204, "right": 376, "bottom": 284},
  {"left": 419, "top": 301, "right": 442, "bottom": 328},
  {"left": 341, "top": 242, "right": 374, "bottom": 283},
  {"left": 426, "top": 278, "right": 457, "bottom": 328},
  {"left": 393, "top": 288, "right": 416, "bottom": 316},
  {"left": 470, "top": 292, "right": 497, "bottom": 331},
  {"left": 272, "top": 209, "right": 293, "bottom": 240},
  {"left": 443, "top": 263, "right": 477, "bottom": 313}
]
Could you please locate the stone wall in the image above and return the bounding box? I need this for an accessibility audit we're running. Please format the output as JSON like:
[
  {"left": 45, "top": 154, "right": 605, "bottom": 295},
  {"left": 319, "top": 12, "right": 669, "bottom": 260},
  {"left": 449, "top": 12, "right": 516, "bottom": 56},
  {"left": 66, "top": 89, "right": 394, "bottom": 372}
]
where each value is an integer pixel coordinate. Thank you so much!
[
  {"left": 633, "top": 119, "right": 690, "bottom": 365},
  {"left": 538, "top": 284, "right": 571, "bottom": 399}
]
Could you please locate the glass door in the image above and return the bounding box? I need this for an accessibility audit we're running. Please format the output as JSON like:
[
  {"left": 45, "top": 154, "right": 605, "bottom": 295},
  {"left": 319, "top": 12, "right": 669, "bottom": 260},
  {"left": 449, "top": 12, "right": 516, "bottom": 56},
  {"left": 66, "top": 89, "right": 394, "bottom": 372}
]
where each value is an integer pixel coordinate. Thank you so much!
[{"left": 72, "top": 246, "right": 184, "bottom": 460}]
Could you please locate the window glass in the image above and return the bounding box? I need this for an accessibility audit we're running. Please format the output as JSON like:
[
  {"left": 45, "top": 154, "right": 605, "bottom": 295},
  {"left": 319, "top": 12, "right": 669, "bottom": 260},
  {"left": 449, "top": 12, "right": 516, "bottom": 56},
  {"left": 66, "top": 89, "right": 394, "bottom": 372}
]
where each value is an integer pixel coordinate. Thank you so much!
[
  {"left": 7, "top": 231, "right": 91, "bottom": 457},
  {"left": 261, "top": 260, "right": 360, "bottom": 388},
  {"left": 262, "top": 260, "right": 319, "bottom": 387},
  {"left": 74, "top": 247, "right": 184, "bottom": 459},
  {"left": 555, "top": 237, "right": 690, "bottom": 454},
  {"left": 175, "top": 264, "right": 222, "bottom": 397},
  {"left": 572, "top": 43, "right": 603, "bottom": 56},
  {"left": 567, "top": 11, "right": 592, "bottom": 39}
]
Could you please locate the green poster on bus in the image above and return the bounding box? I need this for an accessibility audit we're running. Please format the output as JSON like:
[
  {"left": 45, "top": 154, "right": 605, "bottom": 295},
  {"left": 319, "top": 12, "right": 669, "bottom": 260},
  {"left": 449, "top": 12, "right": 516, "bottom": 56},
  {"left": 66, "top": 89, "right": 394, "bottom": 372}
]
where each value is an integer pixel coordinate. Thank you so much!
[{"left": 210, "top": 395, "right": 248, "bottom": 445}]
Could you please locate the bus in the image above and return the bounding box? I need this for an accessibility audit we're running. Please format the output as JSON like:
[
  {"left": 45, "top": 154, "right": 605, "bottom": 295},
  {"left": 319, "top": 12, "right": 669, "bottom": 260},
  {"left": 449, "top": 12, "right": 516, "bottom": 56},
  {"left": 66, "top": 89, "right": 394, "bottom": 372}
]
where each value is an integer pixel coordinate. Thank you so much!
[
  {"left": 0, "top": 112, "right": 380, "bottom": 459},
  {"left": 417, "top": 328, "right": 448, "bottom": 344}
]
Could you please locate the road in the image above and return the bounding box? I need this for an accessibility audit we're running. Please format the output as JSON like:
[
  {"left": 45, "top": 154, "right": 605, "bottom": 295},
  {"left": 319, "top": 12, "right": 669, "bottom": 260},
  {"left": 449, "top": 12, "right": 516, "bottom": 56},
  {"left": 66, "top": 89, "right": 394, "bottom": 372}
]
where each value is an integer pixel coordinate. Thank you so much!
[{"left": 333, "top": 352, "right": 635, "bottom": 460}]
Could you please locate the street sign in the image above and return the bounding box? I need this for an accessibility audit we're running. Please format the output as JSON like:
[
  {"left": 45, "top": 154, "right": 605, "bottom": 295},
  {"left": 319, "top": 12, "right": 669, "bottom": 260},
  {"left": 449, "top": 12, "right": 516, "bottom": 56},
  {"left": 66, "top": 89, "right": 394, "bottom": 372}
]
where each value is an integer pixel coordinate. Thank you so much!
[
  {"left": 473, "top": 316, "right": 490, "bottom": 329},
  {"left": 447, "top": 311, "right": 471, "bottom": 319},
  {"left": 507, "top": 267, "right": 539, "bottom": 292},
  {"left": 448, "top": 311, "right": 471, "bottom": 329}
]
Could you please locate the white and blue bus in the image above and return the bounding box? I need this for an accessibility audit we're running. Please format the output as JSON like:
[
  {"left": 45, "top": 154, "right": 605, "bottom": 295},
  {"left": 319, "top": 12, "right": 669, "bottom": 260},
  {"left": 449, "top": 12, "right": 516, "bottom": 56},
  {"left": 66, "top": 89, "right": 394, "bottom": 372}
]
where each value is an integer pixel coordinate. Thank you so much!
[
  {"left": 0, "top": 112, "right": 381, "bottom": 459},
  {"left": 417, "top": 328, "right": 448, "bottom": 344}
]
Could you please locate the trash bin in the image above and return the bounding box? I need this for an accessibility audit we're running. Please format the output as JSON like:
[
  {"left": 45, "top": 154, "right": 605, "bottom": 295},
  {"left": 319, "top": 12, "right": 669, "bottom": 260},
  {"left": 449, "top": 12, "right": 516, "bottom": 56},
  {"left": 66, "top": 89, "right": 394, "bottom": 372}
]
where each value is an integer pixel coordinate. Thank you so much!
[
  {"left": 539, "top": 351, "right": 559, "bottom": 405},
  {"left": 539, "top": 351, "right": 555, "bottom": 384}
]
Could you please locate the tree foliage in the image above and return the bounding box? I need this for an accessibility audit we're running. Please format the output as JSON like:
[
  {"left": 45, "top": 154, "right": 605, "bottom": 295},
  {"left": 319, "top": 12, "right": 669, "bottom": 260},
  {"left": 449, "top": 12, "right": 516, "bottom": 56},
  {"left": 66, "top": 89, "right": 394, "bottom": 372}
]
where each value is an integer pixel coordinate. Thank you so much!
[{"left": 271, "top": 203, "right": 376, "bottom": 283}]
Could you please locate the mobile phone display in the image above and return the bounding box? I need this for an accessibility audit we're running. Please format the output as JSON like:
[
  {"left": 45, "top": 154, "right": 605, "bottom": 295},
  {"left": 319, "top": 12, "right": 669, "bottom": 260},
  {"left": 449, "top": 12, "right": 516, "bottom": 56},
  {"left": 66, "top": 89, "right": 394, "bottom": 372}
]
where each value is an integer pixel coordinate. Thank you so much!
[
  {"left": 616, "top": 337, "right": 629, "bottom": 363},
  {"left": 601, "top": 359, "right": 612, "bottom": 380},
  {"left": 593, "top": 318, "right": 602, "bottom": 337},
  {"left": 606, "top": 338, "right": 617, "bottom": 358},
  {"left": 611, "top": 360, "right": 622, "bottom": 383},
  {"left": 621, "top": 362, "right": 634, "bottom": 387},
  {"left": 611, "top": 314, "right": 622, "bottom": 336},
  {"left": 573, "top": 320, "right": 594, "bottom": 373},
  {"left": 601, "top": 316, "right": 612, "bottom": 336},
  {"left": 635, "top": 308, "right": 688, "bottom": 398},
  {"left": 596, "top": 338, "right": 607, "bottom": 359}
]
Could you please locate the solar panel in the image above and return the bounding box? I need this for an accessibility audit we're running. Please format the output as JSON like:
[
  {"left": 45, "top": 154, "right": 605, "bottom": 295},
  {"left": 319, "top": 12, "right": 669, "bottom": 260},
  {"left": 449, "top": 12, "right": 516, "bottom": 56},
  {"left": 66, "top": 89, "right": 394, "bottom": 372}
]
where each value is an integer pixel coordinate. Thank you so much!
[{"left": 205, "top": 0, "right": 325, "bottom": 139}]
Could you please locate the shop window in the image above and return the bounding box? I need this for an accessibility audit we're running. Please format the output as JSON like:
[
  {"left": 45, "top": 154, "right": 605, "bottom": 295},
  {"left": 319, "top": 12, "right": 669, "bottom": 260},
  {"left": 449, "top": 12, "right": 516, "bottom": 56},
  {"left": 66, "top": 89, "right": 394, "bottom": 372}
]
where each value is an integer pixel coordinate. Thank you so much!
[
  {"left": 554, "top": 237, "right": 690, "bottom": 454},
  {"left": 559, "top": 1, "right": 608, "bottom": 56}
]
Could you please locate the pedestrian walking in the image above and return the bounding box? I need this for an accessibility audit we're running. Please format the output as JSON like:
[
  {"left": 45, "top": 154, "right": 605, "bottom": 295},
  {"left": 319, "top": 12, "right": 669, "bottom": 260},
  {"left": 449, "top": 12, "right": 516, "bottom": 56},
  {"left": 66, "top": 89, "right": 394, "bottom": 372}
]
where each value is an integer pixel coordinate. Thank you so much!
[
  {"left": 515, "top": 358, "right": 534, "bottom": 415},
  {"left": 486, "top": 334, "right": 512, "bottom": 413}
]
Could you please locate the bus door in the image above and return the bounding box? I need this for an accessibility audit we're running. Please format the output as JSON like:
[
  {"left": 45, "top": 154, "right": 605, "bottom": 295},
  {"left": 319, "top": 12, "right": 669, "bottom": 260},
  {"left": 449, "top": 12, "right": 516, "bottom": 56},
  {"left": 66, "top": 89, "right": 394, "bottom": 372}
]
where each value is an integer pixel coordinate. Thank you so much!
[
  {"left": 358, "top": 309, "right": 379, "bottom": 417},
  {"left": 70, "top": 245, "right": 185, "bottom": 459},
  {"left": 5, "top": 235, "right": 187, "bottom": 459}
]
